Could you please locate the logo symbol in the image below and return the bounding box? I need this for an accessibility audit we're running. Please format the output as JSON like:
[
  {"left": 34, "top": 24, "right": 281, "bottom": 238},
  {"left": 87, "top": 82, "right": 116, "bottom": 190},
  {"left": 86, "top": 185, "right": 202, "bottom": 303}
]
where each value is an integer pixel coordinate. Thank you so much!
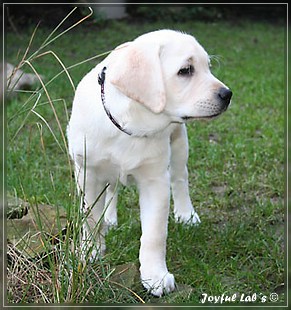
[{"left": 269, "top": 293, "right": 279, "bottom": 302}]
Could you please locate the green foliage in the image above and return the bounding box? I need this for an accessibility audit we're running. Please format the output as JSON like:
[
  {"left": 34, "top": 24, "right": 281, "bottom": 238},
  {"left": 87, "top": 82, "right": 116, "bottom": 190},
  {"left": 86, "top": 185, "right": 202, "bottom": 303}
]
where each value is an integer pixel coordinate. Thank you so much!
[
  {"left": 6, "top": 11, "right": 285, "bottom": 305},
  {"left": 128, "top": 5, "right": 223, "bottom": 23}
]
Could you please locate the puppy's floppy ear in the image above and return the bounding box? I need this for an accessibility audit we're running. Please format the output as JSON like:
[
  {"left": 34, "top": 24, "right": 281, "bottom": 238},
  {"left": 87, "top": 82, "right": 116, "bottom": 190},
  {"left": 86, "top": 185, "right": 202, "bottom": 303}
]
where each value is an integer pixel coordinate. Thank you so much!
[{"left": 109, "top": 41, "right": 166, "bottom": 114}]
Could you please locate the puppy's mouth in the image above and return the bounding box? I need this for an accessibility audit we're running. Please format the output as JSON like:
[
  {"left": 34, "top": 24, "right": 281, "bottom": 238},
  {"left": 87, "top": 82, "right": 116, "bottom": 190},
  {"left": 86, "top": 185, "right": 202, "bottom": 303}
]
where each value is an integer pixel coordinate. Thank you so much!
[{"left": 181, "top": 113, "right": 221, "bottom": 121}]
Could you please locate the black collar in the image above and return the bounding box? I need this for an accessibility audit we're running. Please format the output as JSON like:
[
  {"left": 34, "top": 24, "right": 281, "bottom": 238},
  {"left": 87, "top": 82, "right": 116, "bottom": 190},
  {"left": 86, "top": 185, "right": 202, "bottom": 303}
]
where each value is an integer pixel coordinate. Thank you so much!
[{"left": 98, "top": 67, "right": 132, "bottom": 136}]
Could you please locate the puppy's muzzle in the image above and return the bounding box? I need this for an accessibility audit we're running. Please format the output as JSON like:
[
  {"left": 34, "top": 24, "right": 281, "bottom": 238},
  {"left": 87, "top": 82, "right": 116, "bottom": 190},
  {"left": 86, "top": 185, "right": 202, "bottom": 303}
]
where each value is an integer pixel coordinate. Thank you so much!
[{"left": 218, "top": 87, "right": 232, "bottom": 110}]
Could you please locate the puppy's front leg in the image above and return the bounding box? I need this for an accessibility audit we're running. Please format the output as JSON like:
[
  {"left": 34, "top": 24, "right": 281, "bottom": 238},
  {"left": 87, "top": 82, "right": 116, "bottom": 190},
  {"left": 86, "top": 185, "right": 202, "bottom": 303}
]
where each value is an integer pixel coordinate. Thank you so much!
[
  {"left": 170, "top": 125, "right": 200, "bottom": 225},
  {"left": 136, "top": 170, "right": 175, "bottom": 297}
]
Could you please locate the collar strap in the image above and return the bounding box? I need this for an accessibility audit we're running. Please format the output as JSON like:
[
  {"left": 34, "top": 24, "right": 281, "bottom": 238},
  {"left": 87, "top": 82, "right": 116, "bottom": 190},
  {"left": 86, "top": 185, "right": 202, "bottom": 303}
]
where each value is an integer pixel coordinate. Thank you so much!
[{"left": 98, "top": 67, "right": 132, "bottom": 136}]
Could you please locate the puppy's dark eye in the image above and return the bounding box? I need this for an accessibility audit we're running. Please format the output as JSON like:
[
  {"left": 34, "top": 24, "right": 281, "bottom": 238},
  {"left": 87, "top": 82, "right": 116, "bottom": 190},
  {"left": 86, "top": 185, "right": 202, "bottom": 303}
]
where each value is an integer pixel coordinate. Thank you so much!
[{"left": 178, "top": 65, "right": 194, "bottom": 76}]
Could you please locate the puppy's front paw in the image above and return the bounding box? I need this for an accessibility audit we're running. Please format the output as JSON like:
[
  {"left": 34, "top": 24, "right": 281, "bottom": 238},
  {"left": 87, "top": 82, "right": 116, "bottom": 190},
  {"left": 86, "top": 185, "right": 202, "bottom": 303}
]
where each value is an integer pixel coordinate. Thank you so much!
[
  {"left": 175, "top": 211, "right": 201, "bottom": 225},
  {"left": 141, "top": 271, "right": 175, "bottom": 297}
]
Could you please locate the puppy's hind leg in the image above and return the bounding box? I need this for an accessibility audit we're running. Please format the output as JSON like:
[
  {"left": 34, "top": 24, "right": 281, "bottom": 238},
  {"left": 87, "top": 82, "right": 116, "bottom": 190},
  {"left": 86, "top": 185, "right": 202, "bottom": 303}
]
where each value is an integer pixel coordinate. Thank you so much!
[
  {"left": 170, "top": 125, "right": 201, "bottom": 225},
  {"left": 104, "top": 182, "right": 118, "bottom": 230},
  {"left": 77, "top": 166, "right": 107, "bottom": 261}
]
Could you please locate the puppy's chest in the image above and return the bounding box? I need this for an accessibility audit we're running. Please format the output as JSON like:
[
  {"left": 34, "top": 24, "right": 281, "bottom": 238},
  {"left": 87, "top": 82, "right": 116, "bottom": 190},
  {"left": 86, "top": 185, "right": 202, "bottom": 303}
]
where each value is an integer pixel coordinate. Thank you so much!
[
  {"left": 113, "top": 138, "right": 166, "bottom": 165},
  {"left": 93, "top": 136, "right": 169, "bottom": 181}
]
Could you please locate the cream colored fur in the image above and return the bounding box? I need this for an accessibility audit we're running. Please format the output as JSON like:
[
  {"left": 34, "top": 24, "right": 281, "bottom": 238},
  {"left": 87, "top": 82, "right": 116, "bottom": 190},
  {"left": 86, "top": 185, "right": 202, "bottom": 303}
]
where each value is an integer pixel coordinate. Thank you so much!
[{"left": 67, "top": 29, "right": 231, "bottom": 296}]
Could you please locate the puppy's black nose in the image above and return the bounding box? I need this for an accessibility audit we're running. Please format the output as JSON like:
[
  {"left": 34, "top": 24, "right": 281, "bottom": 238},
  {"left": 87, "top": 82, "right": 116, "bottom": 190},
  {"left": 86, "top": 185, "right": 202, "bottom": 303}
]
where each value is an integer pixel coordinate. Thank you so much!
[{"left": 218, "top": 87, "right": 232, "bottom": 107}]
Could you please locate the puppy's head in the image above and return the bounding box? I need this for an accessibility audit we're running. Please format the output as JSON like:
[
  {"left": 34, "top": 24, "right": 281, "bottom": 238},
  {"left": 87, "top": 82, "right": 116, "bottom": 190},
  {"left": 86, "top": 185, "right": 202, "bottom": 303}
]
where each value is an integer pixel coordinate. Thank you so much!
[{"left": 109, "top": 30, "right": 232, "bottom": 121}]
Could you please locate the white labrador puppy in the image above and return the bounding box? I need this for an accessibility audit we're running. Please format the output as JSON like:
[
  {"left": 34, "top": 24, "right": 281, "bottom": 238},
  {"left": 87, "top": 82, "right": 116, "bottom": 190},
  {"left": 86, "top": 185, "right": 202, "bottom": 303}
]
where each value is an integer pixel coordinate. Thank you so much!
[{"left": 67, "top": 29, "right": 232, "bottom": 296}]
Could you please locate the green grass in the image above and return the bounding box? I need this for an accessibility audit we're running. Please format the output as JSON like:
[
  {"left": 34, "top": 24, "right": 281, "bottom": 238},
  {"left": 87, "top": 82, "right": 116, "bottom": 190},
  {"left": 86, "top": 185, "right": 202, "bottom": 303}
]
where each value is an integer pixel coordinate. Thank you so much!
[{"left": 6, "top": 12, "right": 285, "bottom": 305}]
